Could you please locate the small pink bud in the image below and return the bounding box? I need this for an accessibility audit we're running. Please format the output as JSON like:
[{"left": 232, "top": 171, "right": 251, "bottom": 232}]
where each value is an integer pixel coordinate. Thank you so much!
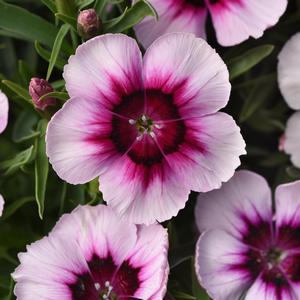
[
  {"left": 77, "top": 9, "right": 101, "bottom": 40},
  {"left": 279, "top": 134, "right": 286, "bottom": 152},
  {"left": 29, "top": 77, "right": 56, "bottom": 111}
]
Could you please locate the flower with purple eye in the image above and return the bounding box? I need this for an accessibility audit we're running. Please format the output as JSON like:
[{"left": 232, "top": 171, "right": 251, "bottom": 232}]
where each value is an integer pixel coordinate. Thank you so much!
[
  {"left": 46, "top": 32, "right": 246, "bottom": 225},
  {"left": 278, "top": 33, "right": 300, "bottom": 169},
  {"left": 195, "top": 170, "right": 300, "bottom": 300},
  {"left": 134, "top": 0, "right": 287, "bottom": 48},
  {"left": 12, "top": 205, "right": 169, "bottom": 300}
]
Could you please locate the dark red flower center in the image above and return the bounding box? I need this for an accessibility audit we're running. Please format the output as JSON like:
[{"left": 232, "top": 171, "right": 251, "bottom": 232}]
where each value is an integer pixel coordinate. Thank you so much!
[
  {"left": 111, "top": 89, "right": 186, "bottom": 166},
  {"left": 185, "top": 0, "right": 206, "bottom": 7},
  {"left": 68, "top": 255, "right": 141, "bottom": 300},
  {"left": 230, "top": 217, "right": 300, "bottom": 299}
]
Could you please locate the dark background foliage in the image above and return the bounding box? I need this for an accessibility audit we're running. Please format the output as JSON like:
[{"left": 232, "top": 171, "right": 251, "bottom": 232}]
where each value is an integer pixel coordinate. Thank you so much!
[{"left": 0, "top": 0, "right": 300, "bottom": 299}]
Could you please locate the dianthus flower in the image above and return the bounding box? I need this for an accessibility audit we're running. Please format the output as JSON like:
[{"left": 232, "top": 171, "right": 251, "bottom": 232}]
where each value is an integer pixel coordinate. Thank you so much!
[
  {"left": 12, "top": 205, "right": 169, "bottom": 300},
  {"left": 278, "top": 33, "right": 300, "bottom": 168},
  {"left": 46, "top": 33, "right": 245, "bottom": 224},
  {"left": 134, "top": 0, "right": 287, "bottom": 48},
  {"left": 195, "top": 170, "right": 300, "bottom": 300}
]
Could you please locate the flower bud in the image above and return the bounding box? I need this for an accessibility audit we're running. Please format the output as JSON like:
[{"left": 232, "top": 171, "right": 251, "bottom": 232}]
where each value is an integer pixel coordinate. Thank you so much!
[
  {"left": 279, "top": 134, "right": 286, "bottom": 152},
  {"left": 29, "top": 77, "right": 56, "bottom": 111},
  {"left": 77, "top": 9, "right": 101, "bottom": 40}
]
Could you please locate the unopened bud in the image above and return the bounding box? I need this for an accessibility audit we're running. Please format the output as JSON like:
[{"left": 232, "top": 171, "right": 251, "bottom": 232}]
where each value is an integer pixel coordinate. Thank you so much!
[
  {"left": 77, "top": 9, "right": 101, "bottom": 40},
  {"left": 29, "top": 77, "right": 56, "bottom": 111},
  {"left": 279, "top": 134, "right": 286, "bottom": 152}
]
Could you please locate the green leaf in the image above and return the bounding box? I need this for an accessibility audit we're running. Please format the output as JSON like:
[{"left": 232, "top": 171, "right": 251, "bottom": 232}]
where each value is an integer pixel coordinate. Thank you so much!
[
  {"left": 1, "top": 80, "right": 32, "bottom": 105},
  {"left": 87, "top": 178, "right": 99, "bottom": 203},
  {"left": 172, "top": 291, "right": 196, "bottom": 300},
  {"left": 75, "top": 0, "right": 95, "bottom": 9},
  {"left": 35, "top": 119, "right": 49, "bottom": 219},
  {"left": 41, "top": 0, "right": 57, "bottom": 14},
  {"left": 51, "top": 79, "right": 66, "bottom": 89},
  {"left": 103, "top": 7, "right": 128, "bottom": 29},
  {"left": 12, "top": 110, "right": 40, "bottom": 143},
  {"left": 34, "top": 40, "right": 66, "bottom": 70},
  {"left": 0, "top": 37, "right": 17, "bottom": 78},
  {"left": 239, "top": 82, "right": 275, "bottom": 122},
  {"left": 55, "top": 13, "right": 77, "bottom": 30},
  {"left": 39, "top": 91, "right": 69, "bottom": 102},
  {"left": 18, "top": 60, "right": 32, "bottom": 86},
  {"left": 0, "top": 1, "right": 71, "bottom": 52},
  {"left": 55, "top": 0, "right": 77, "bottom": 17},
  {"left": 1, "top": 196, "right": 35, "bottom": 221},
  {"left": 0, "top": 247, "right": 18, "bottom": 265},
  {"left": 228, "top": 45, "right": 274, "bottom": 80},
  {"left": 103, "top": 0, "right": 157, "bottom": 33},
  {"left": 0, "top": 146, "right": 35, "bottom": 176},
  {"left": 191, "top": 258, "right": 210, "bottom": 300},
  {"left": 5, "top": 277, "right": 14, "bottom": 300},
  {"left": 94, "top": 0, "right": 108, "bottom": 15},
  {"left": 46, "top": 24, "right": 70, "bottom": 80}
]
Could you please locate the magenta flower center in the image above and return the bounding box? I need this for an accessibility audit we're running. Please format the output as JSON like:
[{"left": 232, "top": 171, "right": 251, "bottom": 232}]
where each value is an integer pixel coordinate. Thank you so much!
[
  {"left": 69, "top": 255, "right": 141, "bottom": 300},
  {"left": 230, "top": 217, "right": 300, "bottom": 297},
  {"left": 111, "top": 89, "right": 187, "bottom": 167},
  {"left": 185, "top": 0, "right": 206, "bottom": 7}
]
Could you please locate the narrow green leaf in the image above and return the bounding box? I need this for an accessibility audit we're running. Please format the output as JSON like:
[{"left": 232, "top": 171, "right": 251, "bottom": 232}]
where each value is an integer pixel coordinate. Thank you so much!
[
  {"left": 0, "top": 37, "right": 17, "bottom": 78},
  {"left": 1, "top": 80, "right": 32, "bottom": 105},
  {"left": 34, "top": 40, "right": 66, "bottom": 70},
  {"left": 228, "top": 45, "right": 274, "bottom": 80},
  {"left": 46, "top": 24, "right": 70, "bottom": 81},
  {"left": 0, "top": 146, "right": 35, "bottom": 176},
  {"left": 51, "top": 79, "right": 66, "bottom": 89},
  {"left": 0, "top": 247, "right": 18, "bottom": 265},
  {"left": 103, "top": 7, "right": 128, "bottom": 29},
  {"left": 104, "top": 0, "right": 157, "bottom": 33},
  {"left": 35, "top": 119, "right": 49, "bottom": 219},
  {"left": 1, "top": 197, "right": 35, "bottom": 221},
  {"left": 172, "top": 291, "right": 196, "bottom": 300},
  {"left": 0, "top": 29, "right": 26, "bottom": 40},
  {"left": 75, "top": 0, "right": 95, "bottom": 9},
  {"left": 5, "top": 277, "right": 14, "bottom": 300},
  {"left": 12, "top": 110, "right": 39, "bottom": 143},
  {"left": 87, "top": 178, "right": 99, "bottom": 202},
  {"left": 18, "top": 60, "right": 32, "bottom": 86},
  {"left": 55, "top": 0, "right": 77, "bottom": 17},
  {"left": 239, "top": 82, "right": 275, "bottom": 122},
  {"left": 94, "top": 0, "right": 108, "bottom": 15},
  {"left": 41, "top": 0, "right": 57, "bottom": 14},
  {"left": 39, "top": 91, "right": 69, "bottom": 102},
  {"left": 0, "top": 1, "right": 71, "bottom": 52},
  {"left": 55, "top": 13, "right": 77, "bottom": 30}
]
